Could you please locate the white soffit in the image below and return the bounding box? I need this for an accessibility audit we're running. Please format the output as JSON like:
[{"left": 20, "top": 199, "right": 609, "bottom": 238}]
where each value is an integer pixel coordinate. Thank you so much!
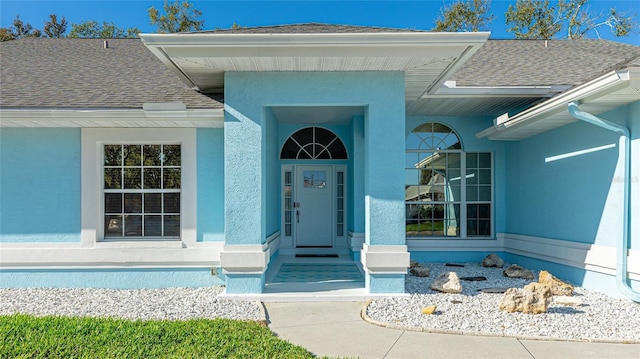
[
  {"left": 139, "top": 32, "right": 490, "bottom": 99},
  {"left": 476, "top": 67, "right": 640, "bottom": 141}
]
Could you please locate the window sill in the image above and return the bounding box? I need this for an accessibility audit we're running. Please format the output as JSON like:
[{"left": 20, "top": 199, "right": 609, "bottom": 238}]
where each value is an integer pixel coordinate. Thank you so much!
[{"left": 95, "top": 240, "right": 185, "bottom": 249}]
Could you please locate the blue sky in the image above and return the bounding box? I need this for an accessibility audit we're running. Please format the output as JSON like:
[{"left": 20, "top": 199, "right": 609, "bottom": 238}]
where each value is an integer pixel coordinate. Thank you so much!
[{"left": 1, "top": 0, "right": 638, "bottom": 44}]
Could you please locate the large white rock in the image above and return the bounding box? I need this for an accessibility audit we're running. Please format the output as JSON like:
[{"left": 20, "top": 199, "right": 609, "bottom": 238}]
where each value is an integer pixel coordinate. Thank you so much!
[
  {"left": 430, "top": 271, "right": 462, "bottom": 293},
  {"left": 499, "top": 283, "right": 552, "bottom": 314},
  {"left": 539, "top": 270, "right": 574, "bottom": 296}
]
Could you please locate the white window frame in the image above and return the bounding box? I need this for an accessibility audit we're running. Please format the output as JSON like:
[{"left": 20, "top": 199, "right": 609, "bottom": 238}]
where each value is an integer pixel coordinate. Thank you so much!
[
  {"left": 81, "top": 129, "right": 197, "bottom": 246},
  {"left": 102, "top": 143, "right": 182, "bottom": 240},
  {"left": 405, "top": 123, "right": 493, "bottom": 239}
]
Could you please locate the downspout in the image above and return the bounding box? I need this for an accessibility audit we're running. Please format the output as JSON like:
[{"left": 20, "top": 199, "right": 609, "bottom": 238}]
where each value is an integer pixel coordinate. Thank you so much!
[{"left": 567, "top": 102, "right": 640, "bottom": 302}]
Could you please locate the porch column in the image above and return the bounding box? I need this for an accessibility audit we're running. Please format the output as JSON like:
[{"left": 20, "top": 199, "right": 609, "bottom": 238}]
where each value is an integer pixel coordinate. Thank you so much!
[
  {"left": 361, "top": 94, "right": 410, "bottom": 293},
  {"left": 220, "top": 91, "right": 269, "bottom": 294}
]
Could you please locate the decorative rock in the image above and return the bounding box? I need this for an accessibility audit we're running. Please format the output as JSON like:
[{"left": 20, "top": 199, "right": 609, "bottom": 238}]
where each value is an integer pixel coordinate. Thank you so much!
[
  {"left": 430, "top": 271, "right": 462, "bottom": 293},
  {"left": 421, "top": 305, "right": 437, "bottom": 315},
  {"left": 539, "top": 270, "right": 574, "bottom": 296},
  {"left": 553, "top": 295, "right": 583, "bottom": 306},
  {"left": 499, "top": 283, "right": 552, "bottom": 314},
  {"left": 503, "top": 264, "right": 535, "bottom": 280},
  {"left": 480, "top": 253, "right": 505, "bottom": 268},
  {"left": 409, "top": 267, "right": 431, "bottom": 277},
  {"left": 410, "top": 260, "right": 421, "bottom": 268},
  {"left": 478, "top": 287, "right": 510, "bottom": 294},
  {"left": 460, "top": 276, "right": 487, "bottom": 281}
]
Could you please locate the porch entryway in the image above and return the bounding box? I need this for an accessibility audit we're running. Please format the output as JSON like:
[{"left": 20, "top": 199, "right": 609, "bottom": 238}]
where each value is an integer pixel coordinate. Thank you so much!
[
  {"left": 279, "top": 125, "right": 350, "bottom": 257},
  {"left": 220, "top": 75, "right": 412, "bottom": 295},
  {"left": 262, "top": 254, "right": 367, "bottom": 299}
]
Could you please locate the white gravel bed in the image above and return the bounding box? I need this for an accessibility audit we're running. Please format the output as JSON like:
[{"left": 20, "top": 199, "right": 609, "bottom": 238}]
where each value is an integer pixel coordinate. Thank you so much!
[
  {"left": 367, "top": 262, "right": 640, "bottom": 342},
  {"left": 0, "top": 286, "right": 263, "bottom": 321}
]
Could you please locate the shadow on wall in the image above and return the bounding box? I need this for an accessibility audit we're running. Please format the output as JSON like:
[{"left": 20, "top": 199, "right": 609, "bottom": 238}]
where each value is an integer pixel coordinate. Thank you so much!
[{"left": 508, "top": 119, "right": 621, "bottom": 247}]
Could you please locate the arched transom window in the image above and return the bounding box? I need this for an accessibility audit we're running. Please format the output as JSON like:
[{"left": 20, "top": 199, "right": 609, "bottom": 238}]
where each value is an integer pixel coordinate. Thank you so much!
[
  {"left": 408, "top": 122, "right": 462, "bottom": 151},
  {"left": 280, "top": 127, "right": 347, "bottom": 160},
  {"left": 406, "top": 122, "right": 492, "bottom": 238}
]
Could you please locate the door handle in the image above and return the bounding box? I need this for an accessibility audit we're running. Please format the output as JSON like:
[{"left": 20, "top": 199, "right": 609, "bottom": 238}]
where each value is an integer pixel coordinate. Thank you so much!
[{"left": 296, "top": 210, "right": 300, "bottom": 223}]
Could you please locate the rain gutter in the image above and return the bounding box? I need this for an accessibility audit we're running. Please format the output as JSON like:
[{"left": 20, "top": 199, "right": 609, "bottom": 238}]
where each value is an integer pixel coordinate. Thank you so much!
[
  {"left": 476, "top": 69, "right": 630, "bottom": 140},
  {"left": 567, "top": 102, "right": 640, "bottom": 302}
]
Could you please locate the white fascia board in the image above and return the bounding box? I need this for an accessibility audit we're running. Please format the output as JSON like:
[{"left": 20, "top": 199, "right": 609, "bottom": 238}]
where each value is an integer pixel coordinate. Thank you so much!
[
  {"left": 0, "top": 108, "right": 224, "bottom": 128},
  {"left": 143, "top": 45, "right": 199, "bottom": 89},
  {"left": 475, "top": 68, "right": 634, "bottom": 140},
  {"left": 139, "top": 32, "right": 490, "bottom": 67},
  {"left": 431, "top": 81, "right": 570, "bottom": 98},
  {"left": 140, "top": 32, "right": 490, "bottom": 49}
]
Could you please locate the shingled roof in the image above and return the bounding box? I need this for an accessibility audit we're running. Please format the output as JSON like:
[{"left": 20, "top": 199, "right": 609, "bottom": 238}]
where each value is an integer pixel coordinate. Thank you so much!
[
  {"left": 201, "top": 22, "right": 423, "bottom": 33},
  {"left": 452, "top": 39, "right": 640, "bottom": 87},
  {"left": 1, "top": 23, "right": 639, "bottom": 112},
  {"left": 0, "top": 38, "right": 223, "bottom": 109}
]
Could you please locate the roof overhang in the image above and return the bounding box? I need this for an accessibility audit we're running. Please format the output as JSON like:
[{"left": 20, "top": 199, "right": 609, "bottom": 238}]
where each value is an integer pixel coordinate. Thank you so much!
[
  {"left": 0, "top": 105, "right": 224, "bottom": 128},
  {"left": 139, "top": 32, "right": 490, "bottom": 100},
  {"left": 476, "top": 66, "right": 640, "bottom": 141}
]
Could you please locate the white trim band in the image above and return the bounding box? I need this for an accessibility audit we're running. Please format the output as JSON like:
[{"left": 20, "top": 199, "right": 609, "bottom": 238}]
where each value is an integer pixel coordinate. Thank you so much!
[
  {"left": 220, "top": 244, "right": 270, "bottom": 274},
  {"left": 361, "top": 243, "right": 410, "bottom": 274}
]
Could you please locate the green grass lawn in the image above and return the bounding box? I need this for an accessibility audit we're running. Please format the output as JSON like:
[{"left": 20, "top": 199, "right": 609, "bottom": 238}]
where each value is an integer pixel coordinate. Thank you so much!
[
  {"left": 0, "top": 314, "right": 317, "bottom": 359},
  {"left": 405, "top": 221, "right": 444, "bottom": 232}
]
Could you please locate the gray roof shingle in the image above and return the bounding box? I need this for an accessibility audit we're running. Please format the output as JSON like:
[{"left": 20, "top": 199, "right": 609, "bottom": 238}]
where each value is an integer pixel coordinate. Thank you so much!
[
  {"left": 0, "top": 38, "right": 223, "bottom": 109},
  {"left": 453, "top": 39, "right": 640, "bottom": 87},
  {"left": 200, "top": 22, "right": 424, "bottom": 33}
]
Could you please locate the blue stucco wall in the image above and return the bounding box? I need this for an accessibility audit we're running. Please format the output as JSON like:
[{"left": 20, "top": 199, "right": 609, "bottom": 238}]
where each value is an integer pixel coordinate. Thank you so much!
[
  {"left": 196, "top": 128, "right": 225, "bottom": 242},
  {"left": 224, "top": 71, "right": 407, "bottom": 247},
  {"left": 0, "top": 267, "right": 224, "bottom": 289},
  {"left": 0, "top": 128, "right": 81, "bottom": 242},
  {"left": 406, "top": 116, "right": 507, "bottom": 235},
  {"left": 504, "top": 105, "right": 630, "bottom": 247},
  {"left": 350, "top": 115, "right": 365, "bottom": 233},
  {"left": 265, "top": 108, "right": 280, "bottom": 237}
]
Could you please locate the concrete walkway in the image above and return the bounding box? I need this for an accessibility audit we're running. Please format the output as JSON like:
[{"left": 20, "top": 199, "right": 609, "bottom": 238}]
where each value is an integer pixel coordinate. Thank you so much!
[{"left": 264, "top": 301, "right": 640, "bottom": 359}]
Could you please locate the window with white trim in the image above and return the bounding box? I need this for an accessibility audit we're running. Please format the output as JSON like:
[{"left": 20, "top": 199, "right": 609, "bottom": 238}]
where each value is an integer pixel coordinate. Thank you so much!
[
  {"left": 103, "top": 144, "right": 181, "bottom": 239},
  {"left": 405, "top": 123, "right": 492, "bottom": 238}
]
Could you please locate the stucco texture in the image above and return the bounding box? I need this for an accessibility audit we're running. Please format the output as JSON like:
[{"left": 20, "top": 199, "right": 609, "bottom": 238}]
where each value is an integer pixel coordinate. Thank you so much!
[{"left": 0, "top": 128, "right": 81, "bottom": 242}]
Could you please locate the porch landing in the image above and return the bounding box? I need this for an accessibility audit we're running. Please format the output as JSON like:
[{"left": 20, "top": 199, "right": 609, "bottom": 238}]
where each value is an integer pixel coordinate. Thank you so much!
[{"left": 220, "top": 255, "right": 409, "bottom": 302}]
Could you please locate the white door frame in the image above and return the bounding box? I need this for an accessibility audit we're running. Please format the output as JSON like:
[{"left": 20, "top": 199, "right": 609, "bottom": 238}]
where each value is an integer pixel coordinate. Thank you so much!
[{"left": 280, "top": 164, "right": 348, "bottom": 255}]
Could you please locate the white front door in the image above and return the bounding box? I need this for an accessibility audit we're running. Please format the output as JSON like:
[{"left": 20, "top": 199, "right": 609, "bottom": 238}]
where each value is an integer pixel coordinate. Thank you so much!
[{"left": 295, "top": 165, "right": 333, "bottom": 247}]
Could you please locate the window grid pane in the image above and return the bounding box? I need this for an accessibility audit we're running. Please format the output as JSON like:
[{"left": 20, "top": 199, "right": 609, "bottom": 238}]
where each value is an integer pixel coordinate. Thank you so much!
[
  {"left": 284, "top": 171, "right": 292, "bottom": 236},
  {"left": 406, "top": 123, "right": 491, "bottom": 239},
  {"left": 103, "top": 144, "right": 181, "bottom": 240},
  {"left": 336, "top": 171, "right": 345, "bottom": 237},
  {"left": 464, "top": 152, "right": 492, "bottom": 237}
]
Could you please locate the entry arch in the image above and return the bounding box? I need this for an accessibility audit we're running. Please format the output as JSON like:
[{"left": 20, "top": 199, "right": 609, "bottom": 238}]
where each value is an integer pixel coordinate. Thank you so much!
[{"left": 280, "top": 127, "right": 347, "bottom": 160}]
